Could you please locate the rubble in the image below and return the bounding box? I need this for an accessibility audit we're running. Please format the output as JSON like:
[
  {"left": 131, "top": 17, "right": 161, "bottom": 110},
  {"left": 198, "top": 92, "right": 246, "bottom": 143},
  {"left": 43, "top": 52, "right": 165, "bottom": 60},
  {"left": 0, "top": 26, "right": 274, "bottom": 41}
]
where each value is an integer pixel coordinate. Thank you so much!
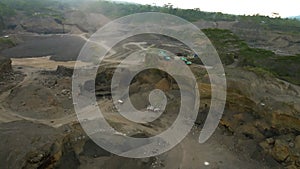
[
  {"left": 0, "top": 56, "right": 12, "bottom": 75},
  {"left": 271, "top": 139, "right": 290, "bottom": 162},
  {"left": 55, "top": 65, "right": 74, "bottom": 77}
]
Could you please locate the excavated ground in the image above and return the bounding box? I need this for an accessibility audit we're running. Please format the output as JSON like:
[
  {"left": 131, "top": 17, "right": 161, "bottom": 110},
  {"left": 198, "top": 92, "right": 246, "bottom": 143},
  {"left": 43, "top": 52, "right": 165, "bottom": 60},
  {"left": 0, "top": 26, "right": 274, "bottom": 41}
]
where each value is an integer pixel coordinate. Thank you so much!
[{"left": 0, "top": 36, "right": 299, "bottom": 169}]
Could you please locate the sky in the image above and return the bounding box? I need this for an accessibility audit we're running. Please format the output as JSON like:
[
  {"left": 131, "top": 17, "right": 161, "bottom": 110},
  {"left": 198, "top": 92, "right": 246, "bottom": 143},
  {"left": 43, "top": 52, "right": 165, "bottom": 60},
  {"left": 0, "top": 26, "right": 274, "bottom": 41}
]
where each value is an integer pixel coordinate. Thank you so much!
[{"left": 113, "top": 0, "right": 300, "bottom": 18}]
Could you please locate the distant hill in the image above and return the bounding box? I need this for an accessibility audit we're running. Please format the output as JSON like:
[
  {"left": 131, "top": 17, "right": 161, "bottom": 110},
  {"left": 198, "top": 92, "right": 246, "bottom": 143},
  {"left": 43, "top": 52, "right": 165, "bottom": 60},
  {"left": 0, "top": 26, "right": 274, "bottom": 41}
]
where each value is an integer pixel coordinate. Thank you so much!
[{"left": 289, "top": 15, "right": 300, "bottom": 20}]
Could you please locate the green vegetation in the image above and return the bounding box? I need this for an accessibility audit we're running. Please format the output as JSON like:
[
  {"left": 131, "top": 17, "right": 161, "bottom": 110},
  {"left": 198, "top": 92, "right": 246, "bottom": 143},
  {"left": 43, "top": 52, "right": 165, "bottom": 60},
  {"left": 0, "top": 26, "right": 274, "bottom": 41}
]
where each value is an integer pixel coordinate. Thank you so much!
[
  {"left": 0, "top": 37, "right": 14, "bottom": 45},
  {"left": 85, "top": 0, "right": 300, "bottom": 33},
  {"left": 257, "top": 55, "right": 300, "bottom": 84},
  {"left": 202, "top": 29, "right": 248, "bottom": 65},
  {"left": 0, "top": 0, "right": 65, "bottom": 19},
  {"left": 86, "top": 1, "right": 237, "bottom": 21},
  {"left": 0, "top": 0, "right": 64, "bottom": 13},
  {"left": 0, "top": 2, "right": 15, "bottom": 17},
  {"left": 0, "top": 0, "right": 66, "bottom": 32},
  {"left": 1, "top": 0, "right": 300, "bottom": 34},
  {"left": 0, "top": 37, "right": 15, "bottom": 51},
  {"left": 203, "top": 28, "right": 300, "bottom": 85},
  {"left": 244, "top": 66, "right": 276, "bottom": 78},
  {"left": 0, "top": 2, "right": 15, "bottom": 30}
]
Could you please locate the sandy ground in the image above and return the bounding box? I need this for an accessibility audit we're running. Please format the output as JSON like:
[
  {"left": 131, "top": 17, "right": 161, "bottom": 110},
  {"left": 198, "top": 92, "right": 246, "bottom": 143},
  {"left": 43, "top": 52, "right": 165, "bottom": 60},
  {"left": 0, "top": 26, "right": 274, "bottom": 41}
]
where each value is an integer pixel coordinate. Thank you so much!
[{"left": 11, "top": 56, "right": 92, "bottom": 70}]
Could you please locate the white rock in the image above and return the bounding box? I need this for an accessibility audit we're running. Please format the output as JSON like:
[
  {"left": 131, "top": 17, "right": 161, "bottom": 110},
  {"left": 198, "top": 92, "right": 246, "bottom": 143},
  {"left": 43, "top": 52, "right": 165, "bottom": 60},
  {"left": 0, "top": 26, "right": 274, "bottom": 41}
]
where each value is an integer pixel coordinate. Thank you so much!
[
  {"left": 147, "top": 105, "right": 154, "bottom": 111},
  {"left": 115, "top": 131, "right": 126, "bottom": 136}
]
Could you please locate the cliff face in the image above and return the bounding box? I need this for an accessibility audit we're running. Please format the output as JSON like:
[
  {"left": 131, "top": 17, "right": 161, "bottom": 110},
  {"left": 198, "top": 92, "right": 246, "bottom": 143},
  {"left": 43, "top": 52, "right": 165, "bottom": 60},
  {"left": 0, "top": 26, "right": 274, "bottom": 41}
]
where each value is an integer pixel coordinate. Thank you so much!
[{"left": 222, "top": 68, "right": 300, "bottom": 168}]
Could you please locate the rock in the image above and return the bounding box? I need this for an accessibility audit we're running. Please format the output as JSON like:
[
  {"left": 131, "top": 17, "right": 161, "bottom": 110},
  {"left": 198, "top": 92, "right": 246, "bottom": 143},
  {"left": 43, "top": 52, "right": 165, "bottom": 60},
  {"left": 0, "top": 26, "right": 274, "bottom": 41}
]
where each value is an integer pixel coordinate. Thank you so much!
[
  {"left": 266, "top": 138, "right": 275, "bottom": 145},
  {"left": 259, "top": 141, "right": 272, "bottom": 152},
  {"left": 271, "top": 139, "right": 290, "bottom": 162},
  {"left": 155, "top": 78, "right": 171, "bottom": 91},
  {"left": 226, "top": 68, "right": 300, "bottom": 134},
  {"left": 61, "top": 89, "right": 70, "bottom": 95},
  {"left": 141, "top": 157, "right": 151, "bottom": 164},
  {"left": 27, "top": 152, "right": 46, "bottom": 164},
  {"left": 43, "top": 78, "right": 57, "bottom": 88},
  {"left": 0, "top": 56, "right": 12, "bottom": 76},
  {"left": 295, "top": 135, "right": 300, "bottom": 150},
  {"left": 147, "top": 105, "right": 154, "bottom": 111},
  {"left": 153, "top": 107, "right": 161, "bottom": 112},
  {"left": 289, "top": 142, "right": 294, "bottom": 148},
  {"left": 237, "top": 123, "right": 265, "bottom": 140},
  {"left": 56, "top": 65, "right": 74, "bottom": 77},
  {"left": 271, "top": 111, "right": 300, "bottom": 133}
]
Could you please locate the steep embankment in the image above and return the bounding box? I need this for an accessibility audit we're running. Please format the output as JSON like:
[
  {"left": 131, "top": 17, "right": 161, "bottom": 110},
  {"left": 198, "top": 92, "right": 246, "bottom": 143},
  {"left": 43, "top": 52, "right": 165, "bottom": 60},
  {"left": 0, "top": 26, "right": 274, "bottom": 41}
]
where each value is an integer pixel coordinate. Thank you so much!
[{"left": 0, "top": 56, "right": 11, "bottom": 74}]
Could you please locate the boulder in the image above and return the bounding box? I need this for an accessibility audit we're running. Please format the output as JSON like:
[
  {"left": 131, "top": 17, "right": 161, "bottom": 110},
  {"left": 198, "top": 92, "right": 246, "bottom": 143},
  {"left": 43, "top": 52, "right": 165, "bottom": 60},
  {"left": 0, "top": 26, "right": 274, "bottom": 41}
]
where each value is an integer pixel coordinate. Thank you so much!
[
  {"left": 271, "top": 139, "right": 290, "bottom": 162},
  {"left": 266, "top": 138, "right": 275, "bottom": 145}
]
